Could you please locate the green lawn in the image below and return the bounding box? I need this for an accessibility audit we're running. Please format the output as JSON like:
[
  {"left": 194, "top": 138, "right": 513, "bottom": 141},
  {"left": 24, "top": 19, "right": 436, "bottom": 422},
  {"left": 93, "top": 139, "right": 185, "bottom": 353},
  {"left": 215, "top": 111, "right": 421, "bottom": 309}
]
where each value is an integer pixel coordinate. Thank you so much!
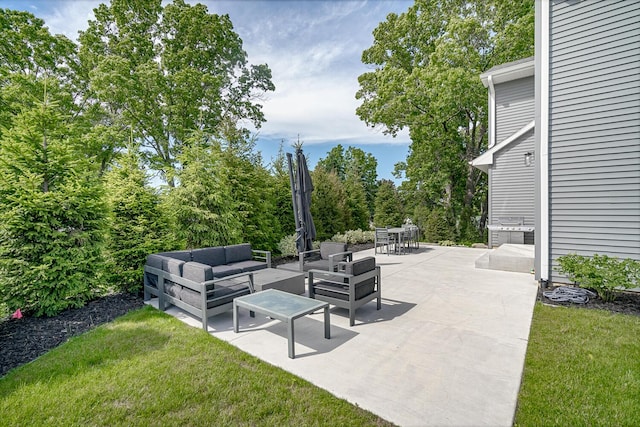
[
  {"left": 4, "top": 301, "right": 639, "bottom": 426},
  {"left": 0, "top": 306, "right": 393, "bottom": 426},
  {"left": 515, "top": 303, "right": 640, "bottom": 426}
]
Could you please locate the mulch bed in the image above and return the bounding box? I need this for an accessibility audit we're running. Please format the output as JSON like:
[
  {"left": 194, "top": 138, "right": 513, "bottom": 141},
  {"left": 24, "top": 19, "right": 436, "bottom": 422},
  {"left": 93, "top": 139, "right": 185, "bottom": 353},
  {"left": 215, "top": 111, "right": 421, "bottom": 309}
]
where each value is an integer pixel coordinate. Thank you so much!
[
  {"left": 0, "top": 293, "right": 144, "bottom": 377},
  {"left": 4, "top": 243, "right": 636, "bottom": 378},
  {"left": 538, "top": 285, "right": 640, "bottom": 317}
]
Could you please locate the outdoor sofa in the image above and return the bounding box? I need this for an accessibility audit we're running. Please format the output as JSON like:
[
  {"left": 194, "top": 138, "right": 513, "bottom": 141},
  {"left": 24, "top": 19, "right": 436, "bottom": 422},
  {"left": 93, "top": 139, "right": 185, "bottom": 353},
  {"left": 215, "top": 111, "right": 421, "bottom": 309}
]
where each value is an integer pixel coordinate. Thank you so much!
[
  {"left": 144, "top": 244, "right": 271, "bottom": 330},
  {"left": 277, "top": 242, "right": 353, "bottom": 277}
]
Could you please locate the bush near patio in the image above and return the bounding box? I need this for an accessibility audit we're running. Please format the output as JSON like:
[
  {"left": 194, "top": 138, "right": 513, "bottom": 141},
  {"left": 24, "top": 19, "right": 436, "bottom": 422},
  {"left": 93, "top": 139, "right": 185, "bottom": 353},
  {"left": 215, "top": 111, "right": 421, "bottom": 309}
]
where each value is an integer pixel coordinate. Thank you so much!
[{"left": 556, "top": 254, "right": 640, "bottom": 302}]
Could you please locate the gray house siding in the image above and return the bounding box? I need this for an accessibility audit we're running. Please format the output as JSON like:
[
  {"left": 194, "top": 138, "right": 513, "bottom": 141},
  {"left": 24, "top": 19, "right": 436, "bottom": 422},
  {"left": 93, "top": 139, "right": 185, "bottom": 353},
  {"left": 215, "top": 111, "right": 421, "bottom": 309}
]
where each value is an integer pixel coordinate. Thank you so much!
[
  {"left": 495, "top": 76, "right": 535, "bottom": 143},
  {"left": 489, "top": 129, "right": 536, "bottom": 247},
  {"left": 548, "top": 0, "right": 640, "bottom": 281}
]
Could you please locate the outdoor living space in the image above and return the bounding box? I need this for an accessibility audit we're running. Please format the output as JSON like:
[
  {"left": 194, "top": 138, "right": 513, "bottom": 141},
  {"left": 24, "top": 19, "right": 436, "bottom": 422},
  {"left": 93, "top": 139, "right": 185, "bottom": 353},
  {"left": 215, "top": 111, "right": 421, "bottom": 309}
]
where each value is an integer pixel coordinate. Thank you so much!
[{"left": 146, "top": 244, "right": 539, "bottom": 426}]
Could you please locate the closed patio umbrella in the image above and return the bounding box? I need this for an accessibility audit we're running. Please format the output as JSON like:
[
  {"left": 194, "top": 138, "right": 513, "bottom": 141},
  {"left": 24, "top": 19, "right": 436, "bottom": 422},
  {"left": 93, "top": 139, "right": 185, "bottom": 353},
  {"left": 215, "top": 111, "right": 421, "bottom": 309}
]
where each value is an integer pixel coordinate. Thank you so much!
[{"left": 287, "top": 148, "right": 316, "bottom": 254}]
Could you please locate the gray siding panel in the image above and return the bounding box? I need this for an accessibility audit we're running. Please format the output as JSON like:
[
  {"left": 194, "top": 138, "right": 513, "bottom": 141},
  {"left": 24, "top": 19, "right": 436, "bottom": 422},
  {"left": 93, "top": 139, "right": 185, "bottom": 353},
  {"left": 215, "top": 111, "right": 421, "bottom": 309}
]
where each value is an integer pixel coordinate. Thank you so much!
[
  {"left": 489, "top": 130, "right": 536, "bottom": 247},
  {"left": 548, "top": 0, "right": 640, "bottom": 282},
  {"left": 495, "top": 77, "right": 535, "bottom": 143}
]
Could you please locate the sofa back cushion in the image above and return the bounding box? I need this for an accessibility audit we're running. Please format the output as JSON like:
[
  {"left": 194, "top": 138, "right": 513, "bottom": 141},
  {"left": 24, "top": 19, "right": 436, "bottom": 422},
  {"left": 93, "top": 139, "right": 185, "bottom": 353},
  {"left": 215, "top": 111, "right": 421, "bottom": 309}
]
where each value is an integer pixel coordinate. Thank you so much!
[
  {"left": 146, "top": 254, "right": 167, "bottom": 271},
  {"left": 164, "top": 258, "right": 186, "bottom": 276},
  {"left": 162, "top": 250, "right": 192, "bottom": 262},
  {"left": 225, "top": 244, "right": 252, "bottom": 264},
  {"left": 182, "top": 261, "right": 214, "bottom": 283},
  {"left": 191, "top": 247, "right": 226, "bottom": 267},
  {"left": 320, "top": 242, "right": 347, "bottom": 260}
]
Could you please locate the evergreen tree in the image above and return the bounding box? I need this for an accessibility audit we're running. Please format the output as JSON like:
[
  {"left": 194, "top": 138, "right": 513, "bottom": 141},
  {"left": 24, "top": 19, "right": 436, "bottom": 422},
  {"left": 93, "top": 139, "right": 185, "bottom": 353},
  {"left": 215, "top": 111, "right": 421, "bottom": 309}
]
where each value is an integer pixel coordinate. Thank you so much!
[
  {"left": 310, "top": 168, "right": 347, "bottom": 241},
  {"left": 344, "top": 168, "right": 370, "bottom": 231},
  {"left": 164, "top": 134, "right": 242, "bottom": 248},
  {"left": 0, "top": 81, "right": 108, "bottom": 316},
  {"left": 104, "top": 145, "right": 175, "bottom": 292},
  {"left": 220, "top": 135, "right": 280, "bottom": 252},
  {"left": 270, "top": 142, "right": 296, "bottom": 241},
  {"left": 373, "top": 179, "right": 404, "bottom": 227}
]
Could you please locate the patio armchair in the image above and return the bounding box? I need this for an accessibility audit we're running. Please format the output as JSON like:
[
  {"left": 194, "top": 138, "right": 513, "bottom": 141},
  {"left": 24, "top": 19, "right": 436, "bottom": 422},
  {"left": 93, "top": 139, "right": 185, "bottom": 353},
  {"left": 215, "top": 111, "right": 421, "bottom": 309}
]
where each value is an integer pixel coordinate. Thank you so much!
[
  {"left": 308, "top": 256, "right": 381, "bottom": 326},
  {"left": 277, "top": 242, "right": 352, "bottom": 277}
]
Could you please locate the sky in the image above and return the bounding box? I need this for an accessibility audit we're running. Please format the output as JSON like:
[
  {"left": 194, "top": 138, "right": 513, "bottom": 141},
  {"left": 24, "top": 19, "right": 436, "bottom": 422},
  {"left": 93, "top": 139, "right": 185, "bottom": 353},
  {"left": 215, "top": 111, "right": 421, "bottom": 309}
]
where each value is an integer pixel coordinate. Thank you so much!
[{"left": 3, "top": 0, "right": 414, "bottom": 184}]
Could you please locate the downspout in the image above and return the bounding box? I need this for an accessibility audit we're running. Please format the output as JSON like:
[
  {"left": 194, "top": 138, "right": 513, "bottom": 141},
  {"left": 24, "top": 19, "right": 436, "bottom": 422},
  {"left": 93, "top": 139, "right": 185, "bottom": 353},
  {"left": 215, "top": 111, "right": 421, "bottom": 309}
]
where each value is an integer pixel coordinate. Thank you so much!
[
  {"left": 487, "top": 74, "right": 496, "bottom": 148},
  {"left": 535, "top": 0, "right": 550, "bottom": 284}
]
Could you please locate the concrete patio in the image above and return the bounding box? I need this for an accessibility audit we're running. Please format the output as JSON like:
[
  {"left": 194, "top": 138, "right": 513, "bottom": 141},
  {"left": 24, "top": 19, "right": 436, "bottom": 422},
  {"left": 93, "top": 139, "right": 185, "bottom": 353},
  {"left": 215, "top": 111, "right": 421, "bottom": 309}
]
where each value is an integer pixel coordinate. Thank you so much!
[{"left": 147, "top": 244, "right": 539, "bottom": 426}]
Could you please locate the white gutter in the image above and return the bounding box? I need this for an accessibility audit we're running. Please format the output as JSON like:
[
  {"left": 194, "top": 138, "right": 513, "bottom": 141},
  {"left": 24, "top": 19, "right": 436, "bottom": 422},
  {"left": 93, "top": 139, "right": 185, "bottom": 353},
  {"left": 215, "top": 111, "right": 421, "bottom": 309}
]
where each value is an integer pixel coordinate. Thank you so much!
[
  {"left": 540, "top": 0, "right": 550, "bottom": 282},
  {"left": 487, "top": 74, "right": 496, "bottom": 148}
]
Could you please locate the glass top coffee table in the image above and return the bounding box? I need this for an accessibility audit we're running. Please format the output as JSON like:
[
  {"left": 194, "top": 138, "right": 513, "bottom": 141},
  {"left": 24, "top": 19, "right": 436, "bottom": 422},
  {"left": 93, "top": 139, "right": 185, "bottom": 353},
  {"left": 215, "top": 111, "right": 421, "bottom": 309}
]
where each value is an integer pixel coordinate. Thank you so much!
[{"left": 233, "top": 289, "right": 330, "bottom": 359}]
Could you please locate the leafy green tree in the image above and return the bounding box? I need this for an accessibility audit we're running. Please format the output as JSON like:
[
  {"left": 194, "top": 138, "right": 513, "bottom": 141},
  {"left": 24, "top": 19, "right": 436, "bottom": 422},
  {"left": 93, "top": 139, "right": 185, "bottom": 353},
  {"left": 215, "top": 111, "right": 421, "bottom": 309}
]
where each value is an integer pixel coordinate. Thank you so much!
[
  {"left": 164, "top": 134, "right": 242, "bottom": 248},
  {"left": 311, "top": 168, "right": 347, "bottom": 241},
  {"left": 78, "top": 0, "right": 275, "bottom": 185},
  {"left": 0, "top": 81, "right": 108, "bottom": 316},
  {"left": 104, "top": 145, "right": 175, "bottom": 292},
  {"left": 0, "top": 8, "right": 121, "bottom": 173},
  {"left": 357, "top": 0, "right": 534, "bottom": 241},
  {"left": 373, "top": 180, "right": 404, "bottom": 228}
]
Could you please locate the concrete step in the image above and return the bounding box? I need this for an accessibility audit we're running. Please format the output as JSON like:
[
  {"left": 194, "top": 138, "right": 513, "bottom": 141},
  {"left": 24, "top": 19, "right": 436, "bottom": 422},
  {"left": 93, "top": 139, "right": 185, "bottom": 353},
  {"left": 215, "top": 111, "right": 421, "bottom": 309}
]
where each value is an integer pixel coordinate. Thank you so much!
[{"left": 475, "top": 244, "right": 534, "bottom": 274}]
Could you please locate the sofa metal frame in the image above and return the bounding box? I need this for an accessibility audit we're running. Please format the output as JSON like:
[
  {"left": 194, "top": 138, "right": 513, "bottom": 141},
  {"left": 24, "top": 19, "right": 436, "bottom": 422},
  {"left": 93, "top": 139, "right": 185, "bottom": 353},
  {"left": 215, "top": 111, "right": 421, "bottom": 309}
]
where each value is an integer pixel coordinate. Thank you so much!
[{"left": 144, "top": 265, "right": 255, "bottom": 330}]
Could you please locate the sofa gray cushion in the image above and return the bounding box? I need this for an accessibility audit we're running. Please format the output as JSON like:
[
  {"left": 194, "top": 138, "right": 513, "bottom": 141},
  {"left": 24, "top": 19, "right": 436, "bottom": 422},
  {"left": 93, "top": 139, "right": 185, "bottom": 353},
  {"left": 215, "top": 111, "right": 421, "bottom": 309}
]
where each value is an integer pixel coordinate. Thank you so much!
[
  {"left": 146, "top": 254, "right": 168, "bottom": 271},
  {"left": 210, "top": 264, "right": 243, "bottom": 278},
  {"left": 182, "top": 262, "right": 214, "bottom": 283},
  {"left": 180, "top": 281, "right": 250, "bottom": 309},
  {"left": 164, "top": 281, "right": 181, "bottom": 298},
  {"left": 320, "top": 242, "right": 347, "bottom": 260},
  {"left": 162, "top": 250, "right": 192, "bottom": 262},
  {"left": 191, "top": 247, "right": 226, "bottom": 266},
  {"left": 163, "top": 258, "right": 186, "bottom": 276},
  {"left": 228, "top": 260, "right": 266, "bottom": 273},
  {"left": 224, "top": 244, "right": 252, "bottom": 264}
]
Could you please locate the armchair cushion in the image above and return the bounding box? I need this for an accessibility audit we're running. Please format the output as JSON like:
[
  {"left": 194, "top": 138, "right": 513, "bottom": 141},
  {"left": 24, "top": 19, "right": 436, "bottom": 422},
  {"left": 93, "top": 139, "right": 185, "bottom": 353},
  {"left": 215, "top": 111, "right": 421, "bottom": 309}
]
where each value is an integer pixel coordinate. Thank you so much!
[
  {"left": 343, "top": 257, "right": 376, "bottom": 276},
  {"left": 320, "top": 242, "right": 348, "bottom": 260}
]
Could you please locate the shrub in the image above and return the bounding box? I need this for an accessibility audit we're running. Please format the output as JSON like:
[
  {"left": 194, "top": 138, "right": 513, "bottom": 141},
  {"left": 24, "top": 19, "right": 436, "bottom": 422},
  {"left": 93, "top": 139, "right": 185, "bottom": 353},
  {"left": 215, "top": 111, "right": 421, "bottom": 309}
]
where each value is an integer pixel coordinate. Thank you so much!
[
  {"left": 438, "top": 240, "right": 456, "bottom": 247},
  {"left": 331, "top": 229, "right": 375, "bottom": 245},
  {"left": 556, "top": 254, "right": 640, "bottom": 302},
  {"left": 424, "top": 208, "right": 454, "bottom": 242},
  {"left": 277, "top": 234, "right": 298, "bottom": 257}
]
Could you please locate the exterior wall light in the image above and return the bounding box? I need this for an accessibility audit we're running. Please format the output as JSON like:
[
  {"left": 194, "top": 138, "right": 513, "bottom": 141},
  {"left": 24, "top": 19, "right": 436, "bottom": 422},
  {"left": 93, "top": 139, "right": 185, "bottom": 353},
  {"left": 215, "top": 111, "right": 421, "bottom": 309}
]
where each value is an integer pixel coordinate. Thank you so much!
[{"left": 524, "top": 151, "right": 534, "bottom": 167}]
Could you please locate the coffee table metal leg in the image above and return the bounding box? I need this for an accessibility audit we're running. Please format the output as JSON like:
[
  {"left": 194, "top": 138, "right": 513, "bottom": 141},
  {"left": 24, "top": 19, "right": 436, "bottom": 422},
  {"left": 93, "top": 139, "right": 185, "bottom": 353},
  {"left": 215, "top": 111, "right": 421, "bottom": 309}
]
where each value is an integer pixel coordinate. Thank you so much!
[
  {"left": 324, "top": 306, "right": 330, "bottom": 339},
  {"left": 287, "top": 318, "right": 295, "bottom": 359},
  {"left": 233, "top": 302, "right": 239, "bottom": 333}
]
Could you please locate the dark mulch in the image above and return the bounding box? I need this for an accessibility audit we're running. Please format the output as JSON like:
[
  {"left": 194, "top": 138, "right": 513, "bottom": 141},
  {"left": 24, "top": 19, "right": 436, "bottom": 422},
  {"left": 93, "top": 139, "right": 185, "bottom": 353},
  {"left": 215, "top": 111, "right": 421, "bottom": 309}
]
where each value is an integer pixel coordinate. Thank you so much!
[
  {"left": 538, "top": 285, "right": 640, "bottom": 317},
  {"left": 0, "top": 293, "right": 144, "bottom": 377},
  {"left": 0, "top": 243, "right": 376, "bottom": 378}
]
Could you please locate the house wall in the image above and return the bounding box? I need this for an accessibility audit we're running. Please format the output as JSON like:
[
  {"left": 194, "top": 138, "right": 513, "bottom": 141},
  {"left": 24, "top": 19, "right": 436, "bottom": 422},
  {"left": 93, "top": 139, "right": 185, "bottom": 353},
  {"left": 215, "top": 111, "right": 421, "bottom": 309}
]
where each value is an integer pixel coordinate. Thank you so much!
[
  {"left": 495, "top": 76, "right": 535, "bottom": 144},
  {"left": 489, "top": 129, "right": 536, "bottom": 247},
  {"left": 548, "top": 0, "right": 640, "bottom": 281}
]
